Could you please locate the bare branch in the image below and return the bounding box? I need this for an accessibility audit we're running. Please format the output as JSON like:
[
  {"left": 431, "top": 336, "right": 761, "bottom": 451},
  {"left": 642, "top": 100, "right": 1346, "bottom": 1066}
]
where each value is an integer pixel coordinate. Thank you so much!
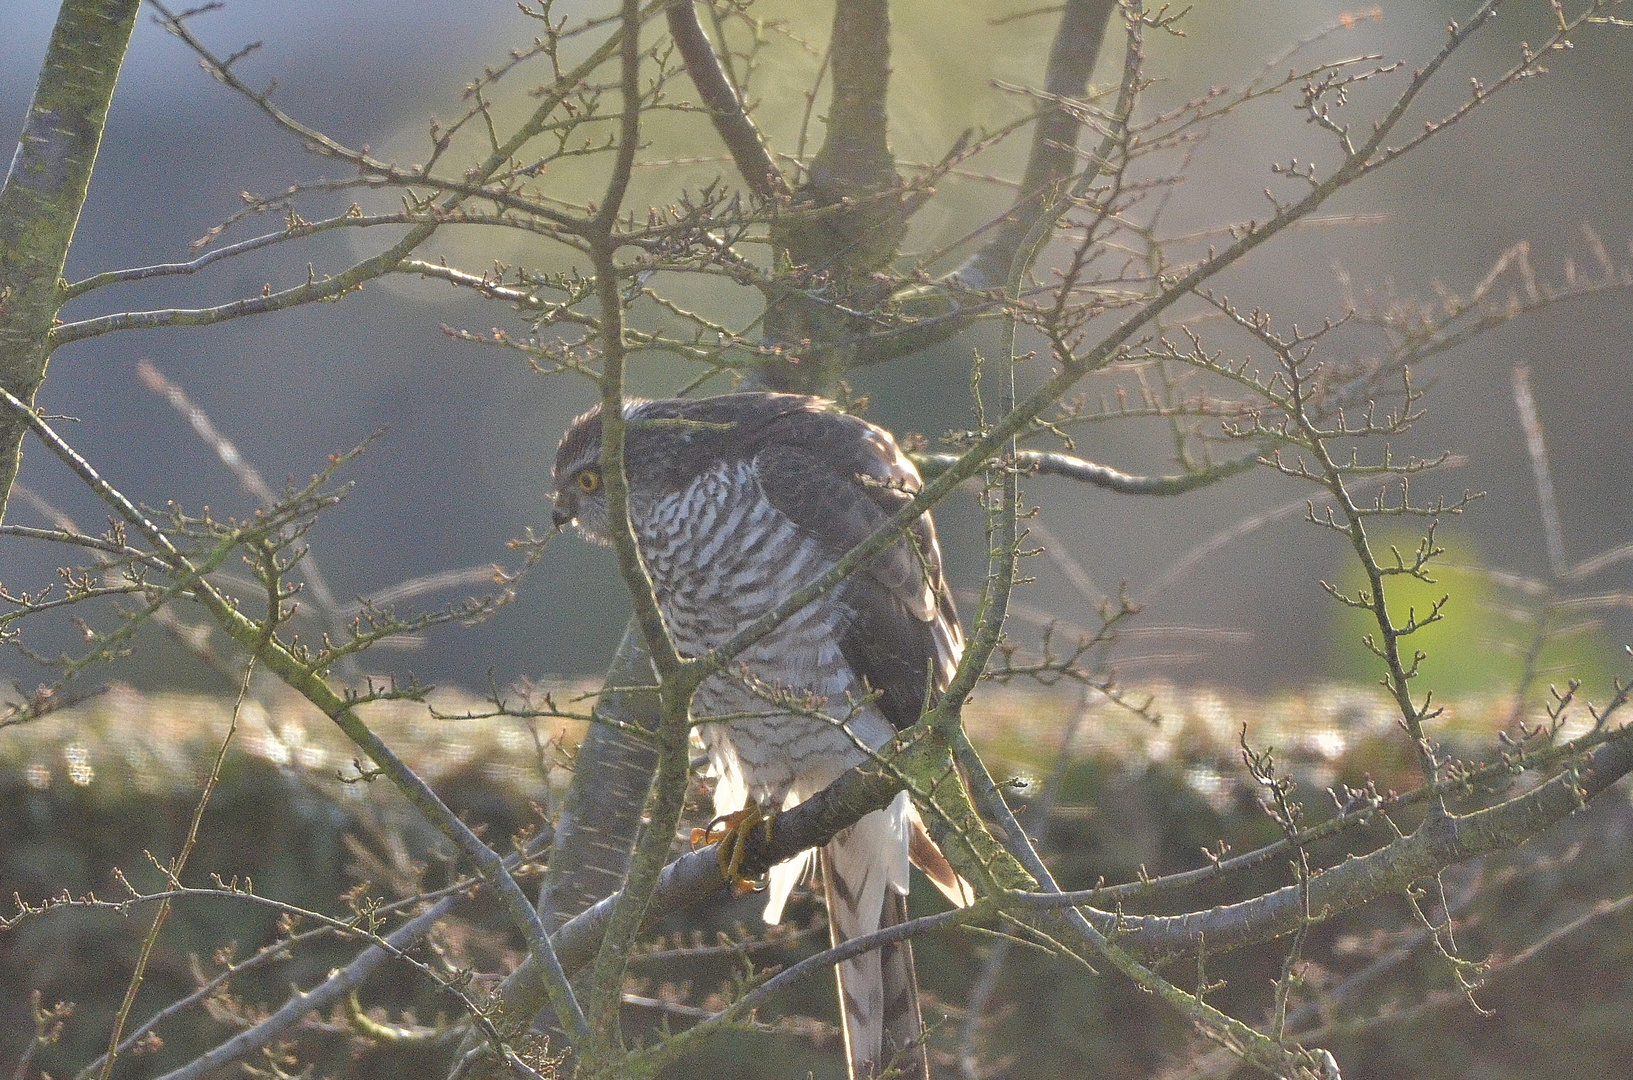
[
  {"left": 1511, "top": 364, "right": 1568, "bottom": 579},
  {"left": 915, "top": 448, "right": 1258, "bottom": 495},
  {"left": 666, "top": 0, "right": 787, "bottom": 197},
  {"left": 955, "top": 0, "right": 1119, "bottom": 288}
]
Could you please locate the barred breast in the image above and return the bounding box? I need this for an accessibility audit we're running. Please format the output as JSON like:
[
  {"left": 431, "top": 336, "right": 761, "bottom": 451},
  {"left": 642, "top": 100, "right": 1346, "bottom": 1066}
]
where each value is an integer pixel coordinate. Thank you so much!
[
  {"left": 632, "top": 459, "right": 895, "bottom": 810},
  {"left": 631, "top": 450, "right": 927, "bottom": 1080}
]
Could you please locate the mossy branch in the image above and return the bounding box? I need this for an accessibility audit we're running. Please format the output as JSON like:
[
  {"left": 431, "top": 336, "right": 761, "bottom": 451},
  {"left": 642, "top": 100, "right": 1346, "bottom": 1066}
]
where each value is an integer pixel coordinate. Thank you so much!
[{"left": 0, "top": 0, "right": 141, "bottom": 522}]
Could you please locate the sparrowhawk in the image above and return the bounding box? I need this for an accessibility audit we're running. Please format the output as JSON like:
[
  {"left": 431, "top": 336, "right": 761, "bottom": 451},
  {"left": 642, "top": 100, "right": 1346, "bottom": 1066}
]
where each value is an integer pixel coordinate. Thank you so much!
[{"left": 552, "top": 392, "right": 970, "bottom": 1080}]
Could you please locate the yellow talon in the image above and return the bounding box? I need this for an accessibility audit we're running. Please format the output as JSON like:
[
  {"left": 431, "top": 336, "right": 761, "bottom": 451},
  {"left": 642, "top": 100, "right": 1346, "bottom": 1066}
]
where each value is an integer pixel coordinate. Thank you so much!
[{"left": 693, "top": 804, "right": 774, "bottom": 895}]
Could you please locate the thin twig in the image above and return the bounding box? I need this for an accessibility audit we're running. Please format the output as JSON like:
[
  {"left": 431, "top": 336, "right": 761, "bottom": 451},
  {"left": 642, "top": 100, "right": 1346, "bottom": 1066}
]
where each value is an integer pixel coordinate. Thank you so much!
[
  {"left": 1511, "top": 364, "right": 1568, "bottom": 580},
  {"left": 97, "top": 658, "right": 254, "bottom": 1080}
]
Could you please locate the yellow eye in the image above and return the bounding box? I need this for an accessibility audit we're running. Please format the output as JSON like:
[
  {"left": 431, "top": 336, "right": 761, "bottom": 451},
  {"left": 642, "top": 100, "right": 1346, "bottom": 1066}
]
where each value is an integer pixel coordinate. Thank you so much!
[{"left": 575, "top": 469, "right": 602, "bottom": 494}]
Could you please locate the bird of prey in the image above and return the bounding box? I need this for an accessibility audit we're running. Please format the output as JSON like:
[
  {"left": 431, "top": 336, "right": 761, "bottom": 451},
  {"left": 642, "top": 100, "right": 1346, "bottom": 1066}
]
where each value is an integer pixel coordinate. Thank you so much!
[{"left": 553, "top": 392, "right": 970, "bottom": 1080}]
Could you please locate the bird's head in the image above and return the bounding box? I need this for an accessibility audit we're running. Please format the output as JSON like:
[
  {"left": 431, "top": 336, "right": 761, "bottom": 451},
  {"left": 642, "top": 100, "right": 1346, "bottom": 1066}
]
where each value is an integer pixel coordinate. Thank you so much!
[
  {"left": 552, "top": 392, "right": 818, "bottom": 543},
  {"left": 551, "top": 402, "right": 613, "bottom": 543}
]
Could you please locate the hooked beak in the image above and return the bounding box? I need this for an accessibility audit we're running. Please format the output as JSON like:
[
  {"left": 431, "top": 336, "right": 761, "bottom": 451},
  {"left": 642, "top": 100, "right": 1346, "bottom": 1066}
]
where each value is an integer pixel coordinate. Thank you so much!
[{"left": 552, "top": 496, "right": 575, "bottom": 530}]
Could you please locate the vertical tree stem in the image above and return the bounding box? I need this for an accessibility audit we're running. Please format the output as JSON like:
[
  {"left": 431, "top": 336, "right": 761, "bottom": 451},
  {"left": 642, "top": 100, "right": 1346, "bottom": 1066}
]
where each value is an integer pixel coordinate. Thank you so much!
[{"left": 0, "top": 0, "right": 141, "bottom": 522}]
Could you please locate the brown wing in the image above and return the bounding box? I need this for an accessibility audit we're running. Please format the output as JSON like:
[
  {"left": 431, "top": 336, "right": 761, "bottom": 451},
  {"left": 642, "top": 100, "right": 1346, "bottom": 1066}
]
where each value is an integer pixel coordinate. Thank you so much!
[{"left": 752, "top": 407, "right": 963, "bottom": 731}]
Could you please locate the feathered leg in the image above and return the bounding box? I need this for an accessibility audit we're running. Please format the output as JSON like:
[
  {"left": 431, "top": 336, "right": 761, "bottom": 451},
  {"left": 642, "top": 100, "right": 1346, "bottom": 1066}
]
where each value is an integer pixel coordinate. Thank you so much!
[{"left": 819, "top": 794, "right": 929, "bottom": 1080}]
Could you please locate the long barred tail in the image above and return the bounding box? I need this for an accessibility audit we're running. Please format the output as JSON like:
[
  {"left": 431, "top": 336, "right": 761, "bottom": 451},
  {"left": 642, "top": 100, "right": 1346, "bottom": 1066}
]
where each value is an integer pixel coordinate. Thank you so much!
[{"left": 819, "top": 793, "right": 930, "bottom": 1080}]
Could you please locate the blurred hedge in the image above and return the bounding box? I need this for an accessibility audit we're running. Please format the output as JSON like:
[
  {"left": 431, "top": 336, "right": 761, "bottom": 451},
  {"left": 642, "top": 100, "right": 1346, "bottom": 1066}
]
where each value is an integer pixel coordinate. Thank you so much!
[{"left": 3, "top": 683, "right": 1630, "bottom": 1080}]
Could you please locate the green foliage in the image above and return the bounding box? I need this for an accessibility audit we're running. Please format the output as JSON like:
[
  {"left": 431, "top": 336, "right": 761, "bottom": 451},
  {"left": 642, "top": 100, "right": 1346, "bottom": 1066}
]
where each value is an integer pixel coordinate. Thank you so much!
[{"left": 1330, "top": 530, "right": 1616, "bottom": 703}]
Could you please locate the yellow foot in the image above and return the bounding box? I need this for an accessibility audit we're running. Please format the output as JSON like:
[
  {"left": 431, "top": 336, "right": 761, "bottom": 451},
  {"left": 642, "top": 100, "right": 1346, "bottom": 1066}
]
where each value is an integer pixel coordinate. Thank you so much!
[{"left": 690, "top": 804, "right": 775, "bottom": 896}]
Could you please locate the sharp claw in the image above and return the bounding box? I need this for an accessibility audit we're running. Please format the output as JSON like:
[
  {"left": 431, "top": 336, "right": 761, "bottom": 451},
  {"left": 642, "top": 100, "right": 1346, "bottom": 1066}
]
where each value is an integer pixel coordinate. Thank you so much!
[{"left": 692, "top": 803, "right": 775, "bottom": 894}]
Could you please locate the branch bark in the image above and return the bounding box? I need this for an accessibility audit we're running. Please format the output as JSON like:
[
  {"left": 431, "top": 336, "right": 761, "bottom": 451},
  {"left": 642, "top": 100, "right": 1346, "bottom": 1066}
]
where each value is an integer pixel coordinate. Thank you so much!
[
  {"left": 955, "top": 0, "right": 1119, "bottom": 289},
  {"left": 806, "top": 0, "right": 896, "bottom": 197},
  {"left": 915, "top": 448, "right": 1258, "bottom": 495},
  {"left": 848, "top": 0, "right": 1120, "bottom": 367},
  {"left": 535, "top": 622, "right": 663, "bottom": 931},
  {"left": 760, "top": 0, "right": 905, "bottom": 392},
  {"left": 0, "top": 0, "right": 141, "bottom": 523},
  {"left": 666, "top": 0, "right": 787, "bottom": 198}
]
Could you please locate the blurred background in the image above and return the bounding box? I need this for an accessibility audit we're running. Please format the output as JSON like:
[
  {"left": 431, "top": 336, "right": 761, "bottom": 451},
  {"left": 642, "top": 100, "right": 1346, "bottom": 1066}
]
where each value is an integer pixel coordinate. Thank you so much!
[
  {"left": 1, "top": 0, "right": 1629, "bottom": 700},
  {"left": 3, "top": 3, "right": 1633, "bottom": 1079}
]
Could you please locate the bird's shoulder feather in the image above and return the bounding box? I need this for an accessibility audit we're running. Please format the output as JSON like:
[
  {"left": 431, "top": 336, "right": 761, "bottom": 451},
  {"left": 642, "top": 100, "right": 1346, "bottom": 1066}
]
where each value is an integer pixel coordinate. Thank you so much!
[{"left": 748, "top": 407, "right": 963, "bottom": 731}]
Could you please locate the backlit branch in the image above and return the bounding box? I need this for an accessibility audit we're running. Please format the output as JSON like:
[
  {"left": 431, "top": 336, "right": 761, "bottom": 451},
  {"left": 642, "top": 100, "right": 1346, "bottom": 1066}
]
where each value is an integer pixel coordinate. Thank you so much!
[
  {"left": 955, "top": 0, "right": 1119, "bottom": 289},
  {"left": 666, "top": 0, "right": 788, "bottom": 198}
]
